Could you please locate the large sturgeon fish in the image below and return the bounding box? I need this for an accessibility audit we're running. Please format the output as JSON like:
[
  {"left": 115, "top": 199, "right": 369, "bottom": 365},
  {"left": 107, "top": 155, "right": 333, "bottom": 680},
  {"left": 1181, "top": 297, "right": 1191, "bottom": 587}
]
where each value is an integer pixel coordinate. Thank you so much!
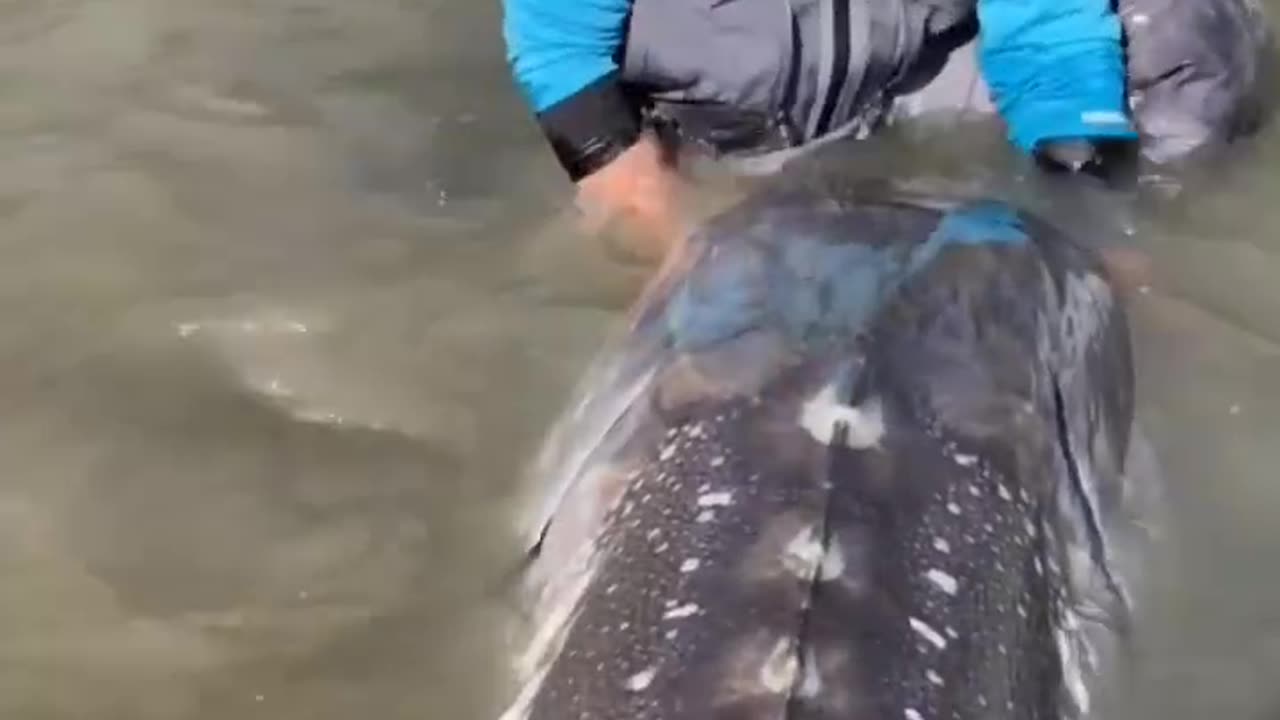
[{"left": 498, "top": 177, "right": 1162, "bottom": 720}]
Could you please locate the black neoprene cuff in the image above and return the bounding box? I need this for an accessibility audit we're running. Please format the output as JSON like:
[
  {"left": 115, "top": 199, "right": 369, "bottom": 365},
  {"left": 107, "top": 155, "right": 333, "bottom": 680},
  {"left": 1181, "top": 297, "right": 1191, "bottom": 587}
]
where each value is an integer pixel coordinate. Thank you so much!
[{"left": 536, "top": 72, "right": 644, "bottom": 182}]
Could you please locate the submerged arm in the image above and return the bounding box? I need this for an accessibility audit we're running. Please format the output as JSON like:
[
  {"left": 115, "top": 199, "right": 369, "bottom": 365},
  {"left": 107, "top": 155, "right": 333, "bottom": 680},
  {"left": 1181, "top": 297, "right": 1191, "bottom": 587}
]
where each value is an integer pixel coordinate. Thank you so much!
[
  {"left": 502, "top": 0, "right": 641, "bottom": 180},
  {"left": 503, "top": 0, "right": 687, "bottom": 263}
]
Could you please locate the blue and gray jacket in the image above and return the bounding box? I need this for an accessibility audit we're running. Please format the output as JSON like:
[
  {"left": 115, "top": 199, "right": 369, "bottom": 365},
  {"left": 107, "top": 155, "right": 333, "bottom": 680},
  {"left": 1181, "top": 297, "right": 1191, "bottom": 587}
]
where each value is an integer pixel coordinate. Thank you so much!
[{"left": 503, "top": 0, "right": 1139, "bottom": 180}]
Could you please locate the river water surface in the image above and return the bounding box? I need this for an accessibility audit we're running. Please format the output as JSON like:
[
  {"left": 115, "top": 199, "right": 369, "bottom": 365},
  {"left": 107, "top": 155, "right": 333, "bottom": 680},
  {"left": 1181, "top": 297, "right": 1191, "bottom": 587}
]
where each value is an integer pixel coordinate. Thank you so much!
[{"left": 0, "top": 1, "right": 1277, "bottom": 719}]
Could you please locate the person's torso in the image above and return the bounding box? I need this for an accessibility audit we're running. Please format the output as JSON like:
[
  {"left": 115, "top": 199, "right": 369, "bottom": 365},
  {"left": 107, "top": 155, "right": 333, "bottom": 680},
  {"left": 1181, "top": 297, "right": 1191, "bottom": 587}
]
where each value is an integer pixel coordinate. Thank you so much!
[{"left": 620, "top": 0, "right": 979, "bottom": 157}]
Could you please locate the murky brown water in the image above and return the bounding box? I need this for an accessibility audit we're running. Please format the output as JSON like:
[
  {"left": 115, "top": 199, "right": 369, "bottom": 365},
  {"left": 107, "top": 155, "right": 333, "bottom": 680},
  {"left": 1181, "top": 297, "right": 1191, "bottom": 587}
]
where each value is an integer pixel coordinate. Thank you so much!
[{"left": 0, "top": 1, "right": 1276, "bottom": 719}]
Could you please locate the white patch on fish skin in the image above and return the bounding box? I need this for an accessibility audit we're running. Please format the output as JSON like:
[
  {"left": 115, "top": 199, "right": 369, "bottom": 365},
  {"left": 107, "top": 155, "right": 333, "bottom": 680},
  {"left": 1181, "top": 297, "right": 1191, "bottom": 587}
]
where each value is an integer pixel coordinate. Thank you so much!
[
  {"left": 925, "top": 568, "right": 959, "bottom": 595},
  {"left": 954, "top": 454, "right": 977, "bottom": 467},
  {"left": 659, "top": 443, "right": 677, "bottom": 461},
  {"left": 685, "top": 423, "right": 705, "bottom": 439},
  {"left": 664, "top": 603, "right": 700, "bottom": 620},
  {"left": 968, "top": 484, "right": 981, "bottom": 497},
  {"left": 932, "top": 537, "right": 951, "bottom": 554},
  {"left": 946, "top": 502, "right": 962, "bottom": 515},
  {"left": 759, "top": 637, "right": 799, "bottom": 693},
  {"left": 654, "top": 542, "right": 669, "bottom": 553},
  {"left": 783, "top": 526, "right": 825, "bottom": 579},
  {"left": 680, "top": 558, "right": 701, "bottom": 573},
  {"left": 1033, "top": 557, "right": 1044, "bottom": 576},
  {"left": 799, "top": 383, "right": 885, "bottom": 448},
  {"left": 710, "top": 455, "right": 726, "bottom": 467},
  {"left": 697, "top": 510, "right": 716, "bottom": 523},
  {"left": 926, "top": 669, "right": 945, "bottom": 687},
  {"left": 666, "top": 628, "right": 679, "bottom": 640},
  {"left": 945, "top": 626, "right": 959, "bottom": 640},
  {"left": 909, "top": 617, "right": 947, "bottom": 650},
  {"left": 1057, "top": 626, "right": 1092, "bottom": 714},
  {"left": 1024, "top": 518, "right": 1037, "bottom": 538},
  {"left": 646, "top": 528, "right": 662, "bottom": 541},
  {"left": 798, "top": 646, "right": 823, "bottom": 699},
  {"left": 625, "top": 667, "right": 657, "bottom": 692},
  {"left": 819, "top": 538, "right": 846, "bottom": 581},
  {"left": 997, "top": 484, "right": 1013, "bottom": 501},
  {"left": 905, "top": 708, "right": 924, "bottom": 720},
  {"left": 697, "top": 491, "right": 733, "bottom": 508}
]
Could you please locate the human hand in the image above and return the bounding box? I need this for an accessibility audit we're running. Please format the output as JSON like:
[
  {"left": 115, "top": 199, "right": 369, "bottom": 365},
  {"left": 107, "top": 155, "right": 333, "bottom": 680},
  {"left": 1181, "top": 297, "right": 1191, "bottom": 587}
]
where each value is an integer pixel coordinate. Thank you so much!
[{"left": 575, "top": 133, "right": 690, "bottom": 266}]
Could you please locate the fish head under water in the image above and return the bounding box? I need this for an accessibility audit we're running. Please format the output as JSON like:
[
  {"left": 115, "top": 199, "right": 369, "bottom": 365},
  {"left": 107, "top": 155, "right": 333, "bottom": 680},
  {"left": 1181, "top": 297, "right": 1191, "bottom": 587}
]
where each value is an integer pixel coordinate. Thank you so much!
[{"left": 500, "top": 181, "right": 1164, "bottom": 720}]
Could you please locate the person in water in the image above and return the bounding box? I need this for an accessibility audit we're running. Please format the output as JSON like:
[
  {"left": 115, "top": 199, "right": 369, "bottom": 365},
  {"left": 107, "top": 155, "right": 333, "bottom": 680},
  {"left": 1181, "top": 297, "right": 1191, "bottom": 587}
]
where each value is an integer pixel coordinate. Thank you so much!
[{"left": 502, "top": 0, "right": 1141, "bottom": 258}]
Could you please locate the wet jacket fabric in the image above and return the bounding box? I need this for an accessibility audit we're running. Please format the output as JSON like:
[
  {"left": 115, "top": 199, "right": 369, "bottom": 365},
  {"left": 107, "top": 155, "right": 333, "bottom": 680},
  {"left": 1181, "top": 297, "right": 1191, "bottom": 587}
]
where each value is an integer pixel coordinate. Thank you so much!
[
  {"left": 502, "top": 0, "right": 1271, "bottom": 180},
  {"left": 976, "top": 0, "right": 1136, "bottom": 153}
]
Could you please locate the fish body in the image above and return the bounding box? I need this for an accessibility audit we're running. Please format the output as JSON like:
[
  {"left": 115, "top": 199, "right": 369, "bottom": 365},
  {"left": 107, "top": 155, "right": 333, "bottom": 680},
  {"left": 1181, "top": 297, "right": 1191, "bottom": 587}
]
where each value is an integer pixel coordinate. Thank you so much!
[{"left": 501, "top": 182, "right": 1161, "bottom": 720}]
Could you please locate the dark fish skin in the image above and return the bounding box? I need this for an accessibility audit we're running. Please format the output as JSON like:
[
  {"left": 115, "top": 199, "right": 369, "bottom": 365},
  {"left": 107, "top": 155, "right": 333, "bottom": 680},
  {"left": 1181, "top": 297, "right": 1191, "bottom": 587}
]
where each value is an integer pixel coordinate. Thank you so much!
[{"left": 501, "top": 183, "right": 1159, "bottom": 720}]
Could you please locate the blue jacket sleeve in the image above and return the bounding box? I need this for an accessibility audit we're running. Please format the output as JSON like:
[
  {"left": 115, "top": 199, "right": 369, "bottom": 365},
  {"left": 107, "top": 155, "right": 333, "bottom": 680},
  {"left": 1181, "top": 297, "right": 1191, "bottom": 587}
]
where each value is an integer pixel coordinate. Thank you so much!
[
  {"left": 503, "top": 0, "right": 643, "bottom": 180},
  {"left": 976, "top": 0, "right": 1139, "bottom": 154}
]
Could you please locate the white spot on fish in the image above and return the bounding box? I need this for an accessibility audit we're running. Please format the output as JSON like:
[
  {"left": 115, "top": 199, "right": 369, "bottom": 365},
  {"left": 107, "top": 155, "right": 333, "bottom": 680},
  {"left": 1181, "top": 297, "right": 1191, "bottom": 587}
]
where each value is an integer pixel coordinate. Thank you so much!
[
  {"left": 698, "top": 491, "right": 733, "bottom": 508},
  {"left": 625, "top": 667, "right": 657, "bottom": 692},
  {"left": 680, "top": 558, "right": 701, "bottom": 573},
  {"left": 1033, "top": 557, "right": 1044, "bottom": 576},
  {"left": 799, "top": 383, "right": 885, "bottom": 448},
  {"left": 1024, "top": 518, "right": 1036, "bottom": 538},
  {"left": 1131, "top": 12, "right": 1149, "bottom": 25},
  {"left": 760, "top": 637, "right": 799, "bottom": 693},
  {"left": 945, "top": 626, "right": 959, "bottom": 640},
  {"left": 654, "top": 542, "right": 669, "bottom": 554},
  {"left": 954, "top": 454, "right": 977, "bottom": 467},
  {"left": 783, "top": 527, "right": 825, "bottom": 579},
  {"left": 605, "top": 583, "right": 619, "bottom": 595},
  {"left": 909, "top": 617, "right": 947, "bottom": 650},
  {"left": 664, "top": 603, "right": 700, "bottom": 620},
  {"left": 1057, "top": 627, "right": 1091, "bottom": 714},
  {"left": 799, "top": 646, "right": 823, "bottom": 698},
  {"left": 820, "top": 539, "right": 845, "bottom": 581},
  {"left": 997, "top": 484, "right": 1013, "bottom": 501},
  {"left": 905, "top": 708, "right": 924, "bottom": 720},
  {"left": 697, "top": 510, "right": 715, "bottom": 523},
  {"left": 932, "top": 537, "right": 951, "bottom": 554},
  {"left": 685, "top": 423, "right": 705, "bottom": 438},
  {"left": 968, "top": 484, "right": 981, "bottom": 497},
  {"left": 659, "top": 444, "right": 677, "bottom": 461},
  {"left": 925, "top": 569, "right": 959, "bottom": 595},
  {"left": 1020, "top": 487, "right": 1032, "bottom": 503},
  {"left": 710, "top": 455, "right": 726, "bottom": 467},
  {"left": 666, "top": 628, "right": 679, "bottom": 640},
  {"left": 647, "top": 528, "right": 662, "bottom": 541},
  {"left": 926, "top": 669, "right": 945, "bottom": 687},
  {"left": 946, "top": 502, "right": 962, "bottom": 516}
]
